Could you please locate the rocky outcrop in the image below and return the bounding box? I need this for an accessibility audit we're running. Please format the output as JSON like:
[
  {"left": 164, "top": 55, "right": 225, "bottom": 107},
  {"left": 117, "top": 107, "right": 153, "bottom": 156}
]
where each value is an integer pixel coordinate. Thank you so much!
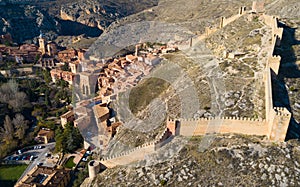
[
  {"left": 59, "top": 0, "right": 159, "bottom": 31},
  {"left": 0, "top": 0, "right": 159, "bottom": 43},
  {"left": 0, "top": 4, "right": 59, "bottom": 43},
  {"left": 60, "top": 0, "right": 114, "bottom": 31}
]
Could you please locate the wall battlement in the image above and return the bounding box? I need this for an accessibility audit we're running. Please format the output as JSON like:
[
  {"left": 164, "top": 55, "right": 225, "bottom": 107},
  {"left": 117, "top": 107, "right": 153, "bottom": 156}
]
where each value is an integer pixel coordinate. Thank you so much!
[
  {"left": 262, "top": 13, "right": 291, "bottom": 142},
  {"left": 252, "top": 1, "right": 265, "bottom": 13},
  {"left": 199, "top": 6, "right": 248, "bottom": 40},
  {"left": 101, "top": 141, "right": 156, "bottom": 161},
  {"left": 219, "top": 6, "right": 247, "bottom": 29},
  {"left": 261, "top": 15, "right": 283, "bottom": 47},
  {"left": 268, "top": 55, "right": 281, "bottom": 74},
  {"left": 168, "top": 117, "right": 266, "bottom": 123},
  {"left": 274, "top": 107, "right": 291, "bottom": 117},
  {"left": 101, "top": 127, "right": 171, "bottom": 164}
]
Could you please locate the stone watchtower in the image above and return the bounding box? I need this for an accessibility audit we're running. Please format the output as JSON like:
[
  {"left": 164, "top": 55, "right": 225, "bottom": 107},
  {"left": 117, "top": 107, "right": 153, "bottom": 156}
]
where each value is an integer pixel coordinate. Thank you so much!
[
  {"left": 268, "top": 107, "right": 291, "bottom": 142},
  {"left": 38, "top": 32, "right": 46, "bottom": 55},
  {"left": 88, "top": 160, "right": 100, "bottom": 179},
  {"left": 252, "top": 1, "right": 265, "bottom": 13},
  {"left": 166, "top": 119, "right": 180, "bottom": 136}
]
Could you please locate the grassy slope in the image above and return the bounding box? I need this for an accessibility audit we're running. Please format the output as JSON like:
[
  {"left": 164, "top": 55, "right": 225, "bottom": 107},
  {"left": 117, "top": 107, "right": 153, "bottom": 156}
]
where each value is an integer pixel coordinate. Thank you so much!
[{"left": 129, "top": 77, "right": 170, "bottom": 115}]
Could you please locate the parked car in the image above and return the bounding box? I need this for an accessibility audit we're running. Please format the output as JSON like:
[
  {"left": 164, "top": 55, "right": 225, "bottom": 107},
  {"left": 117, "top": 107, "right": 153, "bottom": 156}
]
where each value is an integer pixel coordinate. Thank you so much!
[{"left": 37, "top": 162, "right": 43, "bottom": 166}]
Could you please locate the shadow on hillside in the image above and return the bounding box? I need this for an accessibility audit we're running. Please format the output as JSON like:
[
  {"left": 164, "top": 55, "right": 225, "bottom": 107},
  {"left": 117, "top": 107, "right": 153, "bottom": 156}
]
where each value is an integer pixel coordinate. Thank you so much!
[
  {"left": 58, "top": 19, "right": 103, "bottom": 37},
  {"left": 272, "top": 22, "right": 300, "bottom": 140}
]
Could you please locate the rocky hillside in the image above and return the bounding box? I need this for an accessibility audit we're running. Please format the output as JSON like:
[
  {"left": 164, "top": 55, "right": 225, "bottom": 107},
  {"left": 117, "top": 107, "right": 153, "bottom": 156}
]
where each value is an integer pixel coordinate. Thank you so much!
[
  {"left": 0, "top": 0, "right": 159, "bottom": 43},
  {"left": 84, "top": 135, "right": 300, "bottom": 186},
  {"left": 0, "top": 4, "right": 59, "bottom": 43},
  {"left": 266, "top": 0, "right": 300, "bottom": 19},
  {"left": 59, "top": 0, "right": 159, "bottom": 31},
  {"left": 104, "top": 0, "right": 275, "bottom": 35}
]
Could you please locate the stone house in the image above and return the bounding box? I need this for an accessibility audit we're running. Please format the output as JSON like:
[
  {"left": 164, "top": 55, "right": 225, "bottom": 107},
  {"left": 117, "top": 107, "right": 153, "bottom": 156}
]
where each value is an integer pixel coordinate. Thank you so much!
[{"left": 35, "top": 128, "right": 54, "bottom": 144}]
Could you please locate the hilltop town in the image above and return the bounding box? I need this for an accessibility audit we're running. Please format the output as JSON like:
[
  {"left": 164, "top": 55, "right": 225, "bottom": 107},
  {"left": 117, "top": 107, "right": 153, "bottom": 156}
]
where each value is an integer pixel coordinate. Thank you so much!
[{"left": 0, "top": 0, "right": 299, "bottom": 187}]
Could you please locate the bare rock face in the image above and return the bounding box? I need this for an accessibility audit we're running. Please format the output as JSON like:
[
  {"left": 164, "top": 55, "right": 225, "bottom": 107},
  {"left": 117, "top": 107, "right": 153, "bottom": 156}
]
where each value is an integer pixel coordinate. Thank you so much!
[
  {"left": 60, "top": 0, "right": 159, "bottom": 31},
  {"left": 0, "top": 0, "right": 159, "bottom": 43},
  {"left": 266, "top": 0, "right": 300, "bottom": 19},
  {"left": 60, "top": 0, "right": 113, "bottom": 31},
  {"left": 0, "top": 4, "right": 59, "bottom": 43},
  {"left": 60, "top": 9, "right": 73, "bottom": 21}
]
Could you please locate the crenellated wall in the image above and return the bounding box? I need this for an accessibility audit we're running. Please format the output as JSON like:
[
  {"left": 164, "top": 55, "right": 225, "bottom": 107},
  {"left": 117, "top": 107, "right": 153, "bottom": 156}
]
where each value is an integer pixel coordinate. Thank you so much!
[
  {"left": 167, "top": 117, "right": 267, "bottom": 137},
  {"left": 264, "top": 67, "right": 273, "bottom": 121},
  {"left": 205, "top": 27, "right": 218, "bottom": 37},
  {"left": 262, "top": 14, "right": 291, "bottom": 142},
  {"left": 100, "top": 128, "right": 171, "bottom": 168},
  {"left": 268, "top": 56, "right": 281, "bottom": 74},
  {"left": 219, "top": 6, "right": 247, "bottom": 28},
  {"left": 101, "top": 142, "right": 156, "bottom": 168},
  {"left": 199, "top": 6, "right": 247, "bottom": 41},
  {"left": 268, "top": 107, "right": 291, "bottom": 141},
  {"left": 261, "top": 15, "right": 284, "bottom": 47}
]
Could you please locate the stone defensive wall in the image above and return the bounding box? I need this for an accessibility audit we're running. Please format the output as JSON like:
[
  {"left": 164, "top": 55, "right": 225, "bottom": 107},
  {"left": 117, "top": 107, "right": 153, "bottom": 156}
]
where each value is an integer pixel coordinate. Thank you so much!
[
  {"left": 198, "top": 6, "right": 246, "bottom": 40},
  {"left": 261, "top": 14, "right": 291, "bottom": 142},
  {"left": 220, "top": 6, "right": 246, "bottom": 28},
  {"left": 100, "top": 128, "right": 171, "bottom": 168},
  {"left": 168, "top": 117, "right": 267, "bottom": 137},
  {"left": 262, "top": 15, "right": 284, "bottom": 47},
  {"left": 100, "top": 142, "right": 155, "bottom": 168},
  {"left": 267, "top": 107, "right": 291, "bottom": 141}
]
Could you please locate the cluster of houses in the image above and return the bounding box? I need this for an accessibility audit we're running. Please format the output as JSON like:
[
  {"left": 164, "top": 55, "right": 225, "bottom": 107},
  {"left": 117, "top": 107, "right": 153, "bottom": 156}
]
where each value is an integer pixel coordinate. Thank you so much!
[
  {"left": 0, "top": 43, "right": 41, "bottom": 64},
  {"left": 59, "top": 96, "right": 121, "bottom": 150},
  {"left": 0, "top": 31, "right": 179, "bottom": 152},
  {"left": 54, "top": 41, "right": 179, "bottom": 150},
  {"left": 96, "top": 43, "right": 178, "bottom": 98}
]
